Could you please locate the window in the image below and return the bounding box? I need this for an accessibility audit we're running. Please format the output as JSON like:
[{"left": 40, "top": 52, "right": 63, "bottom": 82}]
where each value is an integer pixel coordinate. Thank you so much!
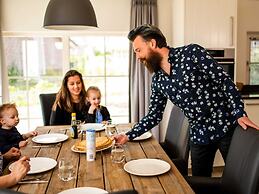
[
  {"left": 2, "top": 34, "right": 129, "bottom": 133},
  {"left": 248, "top": 36, "right": 259, "bottom": 85}
]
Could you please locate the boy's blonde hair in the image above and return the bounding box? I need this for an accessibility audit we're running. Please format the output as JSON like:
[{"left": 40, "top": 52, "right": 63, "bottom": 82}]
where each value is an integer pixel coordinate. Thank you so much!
[
  {"left": 86, "top": 86, "right": 102, "bottom": 97},
  {"left": 0, "top": 103, "right": 17, "bottom": 118}
]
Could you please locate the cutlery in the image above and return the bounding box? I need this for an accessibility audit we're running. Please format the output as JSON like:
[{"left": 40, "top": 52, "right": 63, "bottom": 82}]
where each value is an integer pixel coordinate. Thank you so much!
[
  {"left": 21, "top": 175, "right": 44, "bottom": 182},
  {"left": 32, "top": 144, "right": 60, "bottom": 148},
  {"left": 18, "top": 180, "right": 48, "bottom": 184},
  {"left": 32, "top": 145, "right": 58, "bottom": 148}
]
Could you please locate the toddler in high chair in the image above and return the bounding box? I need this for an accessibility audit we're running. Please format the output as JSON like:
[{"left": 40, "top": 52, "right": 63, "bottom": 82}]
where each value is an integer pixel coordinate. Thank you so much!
[{"left": 0, "top": 103, "right": 37, "bottom": 154}]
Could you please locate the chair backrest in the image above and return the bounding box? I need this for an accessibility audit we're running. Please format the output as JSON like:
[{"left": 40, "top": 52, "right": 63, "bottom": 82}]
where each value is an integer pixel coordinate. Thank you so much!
[
  {"left": 162, "top": 105, "right": 190, "bottom": 175},
  {"left": 221, "top": 126, "right": 259, "bottom": 194},
  {"left": 164, "top": 105, "right": 189, "bottom": 159},
  {"left": 39, "top": 93, "right": 56, "bottom": 126}
]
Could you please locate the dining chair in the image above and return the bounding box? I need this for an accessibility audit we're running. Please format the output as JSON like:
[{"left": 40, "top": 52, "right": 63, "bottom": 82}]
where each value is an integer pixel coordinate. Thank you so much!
[
  {"left": 39, "top": 93, "right": 56, "bottom": 126},
  {"left": 186, "top": 126, "right": 259, "bottom": 194},
  {"left": 160, "top": 105, "right": 190, "bottom": 175}
]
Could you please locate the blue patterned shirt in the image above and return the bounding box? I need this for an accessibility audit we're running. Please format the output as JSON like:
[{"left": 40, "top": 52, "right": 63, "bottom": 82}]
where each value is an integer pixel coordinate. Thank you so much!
[{"left": 126, "top": 44, "right": 246, "bottom": 145}]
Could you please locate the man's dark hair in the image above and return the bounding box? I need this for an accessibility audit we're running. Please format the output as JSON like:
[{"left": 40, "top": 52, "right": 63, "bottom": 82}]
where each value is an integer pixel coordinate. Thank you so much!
[{"left": 128, "top": 24, "right": 167, "bottom": 48}]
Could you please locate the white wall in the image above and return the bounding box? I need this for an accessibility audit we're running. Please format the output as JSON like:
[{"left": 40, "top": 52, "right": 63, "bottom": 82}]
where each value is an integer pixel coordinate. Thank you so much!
[
  {"left": 236, "top": 0, "right": 259, "bottom": 84},
  {"left": 171, "top": 0, "right": 185, "bottom": 47}
]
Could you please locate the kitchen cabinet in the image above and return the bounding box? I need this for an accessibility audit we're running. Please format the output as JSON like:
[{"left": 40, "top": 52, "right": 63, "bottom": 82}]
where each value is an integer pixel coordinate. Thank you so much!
[
  {"left": 244, "top": 99, "right": 259, "bottom": 126},
  {"left": 184, "top": 0, "right": 236, "bottom": 48}
]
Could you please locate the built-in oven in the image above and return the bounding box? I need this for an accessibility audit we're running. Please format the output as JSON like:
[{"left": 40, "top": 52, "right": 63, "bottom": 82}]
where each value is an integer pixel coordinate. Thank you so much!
[{"left": 206, "top": 48, "right": 235, "bottom": 81}]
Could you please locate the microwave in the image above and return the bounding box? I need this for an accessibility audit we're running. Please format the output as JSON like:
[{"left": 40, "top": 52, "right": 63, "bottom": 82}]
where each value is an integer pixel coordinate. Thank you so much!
[{"left": 206, "top": 49, "right": 235, "bottom": 81}]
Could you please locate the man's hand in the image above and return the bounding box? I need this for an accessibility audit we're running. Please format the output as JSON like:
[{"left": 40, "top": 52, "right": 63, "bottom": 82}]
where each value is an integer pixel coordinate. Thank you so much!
[
  {"left": 3, "top": 147, "right": 21, "bottom": 161},
  {"left": 113, "top": 134, "right": 129, "bottom": 145},
  {"left": 238, "top": 116, "right": 259, "bottom": 130}
]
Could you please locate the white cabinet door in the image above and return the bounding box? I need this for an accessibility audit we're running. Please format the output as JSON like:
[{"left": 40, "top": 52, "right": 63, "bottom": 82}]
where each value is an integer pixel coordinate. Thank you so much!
[
  {"left": 185, "top": 0, "right": 236, "bottom": 48},
  {"left": 244, "top": 99, "right": 259, "bottom": 126}
]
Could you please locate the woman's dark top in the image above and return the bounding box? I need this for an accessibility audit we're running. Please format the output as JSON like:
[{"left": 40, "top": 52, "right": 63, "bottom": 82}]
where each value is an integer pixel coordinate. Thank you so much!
[
  {"left": 50, "top": 102, "right": 88, "bottom": 125},
  {"left": 0, "top": 127, "right": 23, "bottom": 154},
  {"left": 84, "top": 103, "right": 111, "bottom": 123}
]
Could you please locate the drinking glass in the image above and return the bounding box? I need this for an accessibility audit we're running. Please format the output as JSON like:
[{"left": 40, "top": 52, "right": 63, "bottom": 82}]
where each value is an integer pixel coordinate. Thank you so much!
[
  {"left": 105, "top": 124, "right": 117, "bottom": 138},
  {"left": 58, "top": 158, "right": 75, "bottom": 181},
  {"left": 111, "top": 143, "right": 125, "bottom": 163}
]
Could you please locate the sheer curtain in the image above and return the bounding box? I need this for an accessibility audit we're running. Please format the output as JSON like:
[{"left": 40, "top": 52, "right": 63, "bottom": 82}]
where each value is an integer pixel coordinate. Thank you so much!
[
  {"left": 0, "top": 1, "right": 9, "bottom": 103},
  {"left": 129, "top": 0, "right": 159, "bottom": 139}
]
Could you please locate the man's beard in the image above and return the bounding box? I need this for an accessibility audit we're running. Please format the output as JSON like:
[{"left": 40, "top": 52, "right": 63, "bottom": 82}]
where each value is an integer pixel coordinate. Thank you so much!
[{"left": 141, "top": 49, "right": 162, "bottom": 73}]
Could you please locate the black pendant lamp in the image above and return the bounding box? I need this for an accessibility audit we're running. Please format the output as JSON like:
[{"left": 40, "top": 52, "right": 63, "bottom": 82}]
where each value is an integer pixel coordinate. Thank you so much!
[{"left": 43, "top": 0, "right": 98, "bottom": 30}]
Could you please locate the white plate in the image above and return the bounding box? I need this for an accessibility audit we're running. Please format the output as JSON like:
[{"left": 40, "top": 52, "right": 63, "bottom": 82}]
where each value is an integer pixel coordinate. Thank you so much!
[
  {"left": 124, "top": 159, "right": 171, "bottom": 176},
  {"left": 9, "top": 157, "right": 57, "bottom": 174},
  {"left": 71, "top": 142, "right": 113, "bottom": 153},
  {"left": 133, "top": 131, "right": 152, "bottom": 141},
  {"left": 58, "top": 187, "right": 108, "bottom": 194},
  {"left": 81, "top": 123, "right": 105, "bottom": 131},
  {"left": 32, "top": 133, "right": 68, "bottom": 144}
]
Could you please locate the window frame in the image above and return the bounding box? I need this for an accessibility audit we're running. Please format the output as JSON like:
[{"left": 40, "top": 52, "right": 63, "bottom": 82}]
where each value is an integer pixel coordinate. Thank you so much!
[
  {"left": 247, "top": 33, "right": 259, "bottom": 85},
  {"left": 1, "top": 31, "right": 130, "bottom": 132}
]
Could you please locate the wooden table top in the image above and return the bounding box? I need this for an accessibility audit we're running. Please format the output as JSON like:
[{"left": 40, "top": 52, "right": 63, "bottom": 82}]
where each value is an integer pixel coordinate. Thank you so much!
[{"left": 10, "top": 124, "right": 194, "bottom": 194}]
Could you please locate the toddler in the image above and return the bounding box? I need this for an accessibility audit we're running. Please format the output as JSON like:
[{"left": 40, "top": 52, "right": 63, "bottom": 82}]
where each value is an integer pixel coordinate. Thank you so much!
[
  {"left": 0, "top": 103, "right": 37, "bottom": 154},
  {"left": 85, "top": 86, "right": 111, "bottom": 123}
]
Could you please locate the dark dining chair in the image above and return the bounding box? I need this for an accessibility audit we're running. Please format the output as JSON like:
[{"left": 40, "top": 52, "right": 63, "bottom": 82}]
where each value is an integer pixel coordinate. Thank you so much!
[
  {"left": 160, "top": 105, "right": 190, "bottom": 175},
  {"left": 39, "top": 93, "right": 56, "bottom": 126},
  {"left": 186, "top": 126, "right": 259, "bottom": 194}
]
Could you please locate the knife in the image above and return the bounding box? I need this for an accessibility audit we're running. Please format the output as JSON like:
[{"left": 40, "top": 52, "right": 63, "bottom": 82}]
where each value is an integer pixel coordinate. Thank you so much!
[
  {"left": 32, "top": 144, "right": 60, "bottom": 148},
  {"left": 18, "top": 180, "right": 48, "bottom": 184}
]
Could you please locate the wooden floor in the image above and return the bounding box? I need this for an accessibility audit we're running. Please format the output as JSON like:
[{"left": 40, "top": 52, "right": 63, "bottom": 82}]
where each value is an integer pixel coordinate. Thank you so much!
[{"left": 188, "top": 166, "right": 224, "bottom": 177}]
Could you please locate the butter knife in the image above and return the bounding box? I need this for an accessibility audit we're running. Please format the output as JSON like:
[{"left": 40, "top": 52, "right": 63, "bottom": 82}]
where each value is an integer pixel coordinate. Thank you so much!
[{"left": 32, "top": 144, "right": 60, "bottom": 148}]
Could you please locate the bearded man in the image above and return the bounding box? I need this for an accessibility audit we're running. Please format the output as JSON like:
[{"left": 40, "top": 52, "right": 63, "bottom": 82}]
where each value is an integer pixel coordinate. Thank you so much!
[{"left": 114, "top": 24, "right": 259, "bottom": 177}]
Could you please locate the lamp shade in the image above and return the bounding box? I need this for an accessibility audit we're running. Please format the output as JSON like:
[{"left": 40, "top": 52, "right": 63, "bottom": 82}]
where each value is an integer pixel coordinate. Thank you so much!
[{"left": 43, "top": 0, "right": 98, "bottom": 30}]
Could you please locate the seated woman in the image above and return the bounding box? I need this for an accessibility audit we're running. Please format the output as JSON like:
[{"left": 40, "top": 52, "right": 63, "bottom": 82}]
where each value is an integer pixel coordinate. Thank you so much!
[
  {"left": 50, "top": 70, "right": 88, "bottom": 125},
  {"left": 85, "top": 86, "right": 111, "bottom": 123}
]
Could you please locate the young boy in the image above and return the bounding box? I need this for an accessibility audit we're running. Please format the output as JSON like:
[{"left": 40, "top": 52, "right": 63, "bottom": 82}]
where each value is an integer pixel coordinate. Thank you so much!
[
  {"left": 85, "top": 86, "right": 111, "bottom": 123},
  {"left": 0, "top": 103, "right": 37, "bottom": 154}
]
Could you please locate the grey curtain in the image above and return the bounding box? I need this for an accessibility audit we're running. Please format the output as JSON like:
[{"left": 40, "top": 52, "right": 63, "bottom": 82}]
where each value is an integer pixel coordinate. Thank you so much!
[{"left": 129, "top": 0, "right": 159, "bottom": 139}]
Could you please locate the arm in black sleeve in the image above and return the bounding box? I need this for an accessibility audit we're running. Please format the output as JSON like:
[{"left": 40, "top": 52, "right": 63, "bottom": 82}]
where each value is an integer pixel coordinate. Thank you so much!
[
  {"left": 50, "top": 105, "right": 69, "bottom": 125},
  {"left": 0, "top": 129, "right": 21, "bottom": 154},
  {"left": 83, "top": 104, "right": 96, "bottom": 123},
  {"left": 50, "top": 110, "right": 57, "bottom": 125},
  {"left": 84, "top": 113, "right": 96, "bottom": 123}
]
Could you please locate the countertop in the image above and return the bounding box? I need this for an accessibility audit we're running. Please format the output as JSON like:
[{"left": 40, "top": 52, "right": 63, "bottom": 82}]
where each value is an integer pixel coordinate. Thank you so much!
[
  {"left": 238, "top": 85, "right": 259, "bottom": 99},
  {"left": 241, "top": 94, "right": 259, "bottom": 99}
]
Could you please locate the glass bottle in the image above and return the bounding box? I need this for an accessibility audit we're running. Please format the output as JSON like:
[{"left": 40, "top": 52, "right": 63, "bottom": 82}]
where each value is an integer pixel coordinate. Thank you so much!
[{"left": 70, "top": 112, "right": 78, "bottom": 139}]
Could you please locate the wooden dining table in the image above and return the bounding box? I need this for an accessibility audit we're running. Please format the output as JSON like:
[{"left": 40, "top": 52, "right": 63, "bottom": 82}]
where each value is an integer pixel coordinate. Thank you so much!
[{"left": 9, "top": 124, "right": 194, "bottom": 194}]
